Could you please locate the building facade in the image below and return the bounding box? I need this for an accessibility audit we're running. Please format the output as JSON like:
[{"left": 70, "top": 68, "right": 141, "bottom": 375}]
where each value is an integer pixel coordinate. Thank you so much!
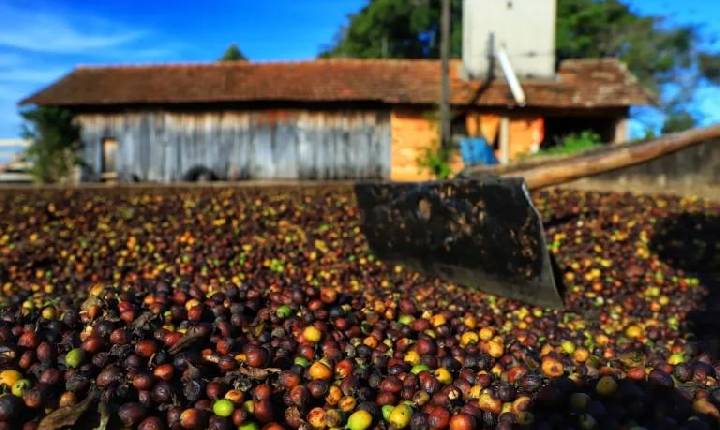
[{"left": 22, "top": 58, "right": 650, "bottom": 182}]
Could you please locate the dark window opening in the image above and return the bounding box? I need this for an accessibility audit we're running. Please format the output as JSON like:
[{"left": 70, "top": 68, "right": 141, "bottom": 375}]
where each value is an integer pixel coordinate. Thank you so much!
[{"left": 541, "top": 117, "right": 617, "bottom": 149}]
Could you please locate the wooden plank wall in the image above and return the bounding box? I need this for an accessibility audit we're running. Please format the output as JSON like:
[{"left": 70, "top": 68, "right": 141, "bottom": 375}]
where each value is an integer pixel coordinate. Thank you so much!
[{"left": 76, "top": 109, "right": 391, "bottom": 181}]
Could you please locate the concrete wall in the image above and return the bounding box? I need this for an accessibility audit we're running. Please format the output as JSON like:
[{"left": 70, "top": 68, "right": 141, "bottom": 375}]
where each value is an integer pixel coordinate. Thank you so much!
[
  {"left": 76, "top": 109, "right": 391, "bottom": 182},
  {"left": 563, "top": 137, "right": 720, "bottom": 197}
]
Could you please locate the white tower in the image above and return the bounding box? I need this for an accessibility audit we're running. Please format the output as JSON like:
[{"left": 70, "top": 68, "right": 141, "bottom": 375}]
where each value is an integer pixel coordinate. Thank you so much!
[{"left": 463, "top": 0, "right": 557, "bottom": 79}]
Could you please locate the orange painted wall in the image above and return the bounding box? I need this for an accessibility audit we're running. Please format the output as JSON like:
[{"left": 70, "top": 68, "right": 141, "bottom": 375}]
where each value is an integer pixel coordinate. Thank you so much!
[
  {"left": 465, "top": 113, "right": 500, "bottom": 142},
  {"left": 465, "top": 112, "right": 544, "bottom": 161},
  {"left": 389, "top": 109, "right": 544, "bottom": 180},
  {"left": 509, "top": 118, "right": 544, "bottom": 159},
  {"left": 390, "top": 109, "right": 463, "bottom": 181}
]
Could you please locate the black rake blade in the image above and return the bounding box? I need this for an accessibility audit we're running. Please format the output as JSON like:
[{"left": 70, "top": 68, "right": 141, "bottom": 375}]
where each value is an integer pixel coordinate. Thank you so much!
[{"left": 354, "top": 177, "right": 564, "bottom": 309}]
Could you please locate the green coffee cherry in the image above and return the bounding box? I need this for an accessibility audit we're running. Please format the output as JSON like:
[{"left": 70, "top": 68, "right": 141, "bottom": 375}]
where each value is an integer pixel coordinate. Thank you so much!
[
  {"left": 381, "top": 404, "right": 394, "bottom": 421},
  {"left": 276, "top": 305, "right": 292, "bottom": 319},
  {"left": 11, "top": 379, "right": 31, "bottom": 397},
  {"left": 65, "top": 348, "right": 85, "bottom": 368},
  {"left": 346, "top": 409, "right": 373, "bottom": 430},
  {"left": 388, "top": 404, "right": 413, "bottom": 429},
  {"left": 410, "top": 364, "right": 430, "bottom": 375},
  {"left": 238, "top": 422, "right": 259, "bottom": 430},
  {"left": 212, "top": 399, "right": 235, "bottom": 417}
]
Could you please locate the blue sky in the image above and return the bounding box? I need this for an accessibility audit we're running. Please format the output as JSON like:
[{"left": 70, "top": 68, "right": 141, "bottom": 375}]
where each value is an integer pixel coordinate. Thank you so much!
[{"left": 0, "top": 0, "right": 718, "bottom": 144}]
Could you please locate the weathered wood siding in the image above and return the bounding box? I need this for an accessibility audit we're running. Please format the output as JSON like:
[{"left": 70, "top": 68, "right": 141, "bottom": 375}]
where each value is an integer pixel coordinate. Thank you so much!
[{"left": 76, "top": 109, "right": 391, "bottom": 181}]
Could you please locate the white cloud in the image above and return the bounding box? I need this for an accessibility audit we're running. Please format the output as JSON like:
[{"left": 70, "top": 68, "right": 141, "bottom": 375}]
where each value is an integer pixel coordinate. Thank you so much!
[
  {"left": 0, "top": 52, "right": 25, "bottom": 67},
  {"left": 0, "top": 52, "right": 66, "bottom": 86},
  {"left": 0, "top": 3, "right": 143, "bottom": 54},
  {"left": 0, "top": 84, "right": 27, "bottom": 137},
  {"left": 0, "top": 3, "right": 187, "bottom": 137},
  {"left": 0, "top": 68, "right": 66, "bottom": 84}
]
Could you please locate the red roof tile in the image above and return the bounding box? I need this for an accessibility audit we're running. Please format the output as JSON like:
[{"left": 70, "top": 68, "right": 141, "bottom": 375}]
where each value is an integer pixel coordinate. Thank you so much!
[{"left": 21, "top": 58, "right": 651, "bottom": 108}]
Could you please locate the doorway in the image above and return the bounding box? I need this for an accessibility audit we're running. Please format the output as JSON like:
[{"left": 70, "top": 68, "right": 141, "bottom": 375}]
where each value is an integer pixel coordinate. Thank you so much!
[{"left": 101, "top": 137, "right": 118, "bottom": 181}]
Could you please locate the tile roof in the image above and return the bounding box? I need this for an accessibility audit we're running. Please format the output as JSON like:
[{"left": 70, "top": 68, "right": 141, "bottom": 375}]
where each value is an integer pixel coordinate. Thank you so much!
[{"left": 21, "top": 58, "right": 652, "bottom": 108}]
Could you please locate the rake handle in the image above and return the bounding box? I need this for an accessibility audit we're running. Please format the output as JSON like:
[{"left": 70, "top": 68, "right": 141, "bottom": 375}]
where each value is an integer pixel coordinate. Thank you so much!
[{"left": 502, "top": 125, "right": 720, "bottom": 191}]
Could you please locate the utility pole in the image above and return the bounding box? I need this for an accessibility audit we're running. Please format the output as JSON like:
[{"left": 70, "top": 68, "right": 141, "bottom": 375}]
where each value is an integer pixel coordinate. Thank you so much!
[{"left": 439, "top": 0, "right": 452, "bottom": 152}]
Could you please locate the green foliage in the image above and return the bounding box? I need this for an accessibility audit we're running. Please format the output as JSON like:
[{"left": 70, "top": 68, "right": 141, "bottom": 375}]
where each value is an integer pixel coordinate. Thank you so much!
[
  {"left": 699, "top": 53, "right": 720, "bottom": 84},
  {"left": 553, "top": 0, "right": 719, "bottom": 126},
  {"left": 536, "top": 131, "right": 602, "bottom": 157},
  {"left": 416, "top": 146, "right": 452, "bottom": 179},
  {"left": 322, "top": 0, "right": 720, "bottom": 127},
  {"left": 219, "top": 44, "right": 247, "bottom": 61},
  {"left": 557, "top": 0, "right": 693, "bottom": 94},
  {"left": 640, "top": 127, "right": 658, "bottom": 141},
  {"left": 20, "top": 106, "right": 81, "bottom": 183},
  {"left": 661, "top": 110, "right": 696, "bottom": 134},
  {"left": 320, "top": 0, "right": 462, "bottom": 58},
  {"left": 415, "top": 111, "right": 452, "bottom": 179}
]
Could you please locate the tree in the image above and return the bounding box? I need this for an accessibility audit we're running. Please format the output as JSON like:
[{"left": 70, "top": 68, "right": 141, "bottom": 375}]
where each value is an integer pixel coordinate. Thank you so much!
[
  {"left": 319, "top": 0, "right": 462, "bottom": 58},
  {"left": 322, "top": 0, "right": 720, "bottom": 132},
  {"left": 699, "top": 53, "right": 720, "bottom": 82},
  {"left": 219, "top": 44, "right": 247, "bottom": 61},
  {"left": 661, "top": 110, "right": 696, "bottom": 134},
  {"left": 20, "top": 106, "right": 81, "bottom": 183},
  {"left": 554, "top": 0, "right": 717, "bottom": 132}
]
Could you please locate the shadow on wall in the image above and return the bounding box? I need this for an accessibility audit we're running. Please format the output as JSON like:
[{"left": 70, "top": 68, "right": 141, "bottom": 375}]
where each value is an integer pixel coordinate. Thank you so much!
[{"left": 650, "top": 212, "right": 720, "bottom": 358}]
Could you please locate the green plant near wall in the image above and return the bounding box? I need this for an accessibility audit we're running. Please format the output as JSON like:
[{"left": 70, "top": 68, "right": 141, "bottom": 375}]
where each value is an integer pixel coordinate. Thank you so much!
[
  {"left": 416, "top": 110, "right": 453, "bottom": 180},
  {"left": 20, "top": 106, "right": 81, "bottom": 183},
  {"left": 417, "top": 145, "right": 452, "bottom": 180},
  {"left": 536, "top": 130, "right": 603, "bottom": 157}
]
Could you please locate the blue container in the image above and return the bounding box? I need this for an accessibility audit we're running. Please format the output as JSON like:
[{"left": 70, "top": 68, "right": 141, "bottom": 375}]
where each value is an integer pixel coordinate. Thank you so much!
[{"left": 460, "top": 137, "right": 498, "bottom": 166}]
